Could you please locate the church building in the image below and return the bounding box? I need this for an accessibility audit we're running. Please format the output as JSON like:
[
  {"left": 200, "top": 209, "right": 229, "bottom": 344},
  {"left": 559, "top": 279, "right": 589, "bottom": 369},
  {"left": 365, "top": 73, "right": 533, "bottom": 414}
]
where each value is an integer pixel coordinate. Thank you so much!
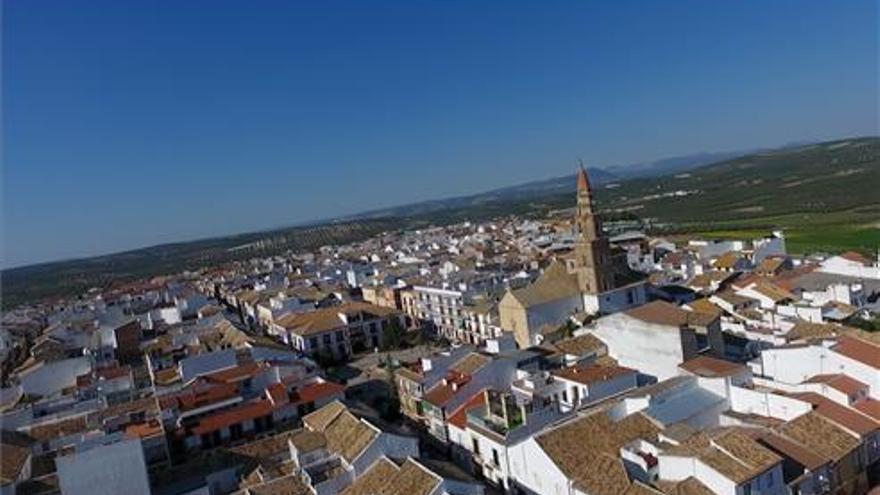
[
  {"left": 572, "top": 166, "right": 648, "bottom": 314},
  {"left": 499, "top": 167, "right": 648, "bottom": 348}
]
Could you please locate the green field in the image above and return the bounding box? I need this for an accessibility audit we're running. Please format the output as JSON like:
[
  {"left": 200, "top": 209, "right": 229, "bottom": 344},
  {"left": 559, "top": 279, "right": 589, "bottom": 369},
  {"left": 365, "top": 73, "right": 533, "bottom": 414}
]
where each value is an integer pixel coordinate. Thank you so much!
[
  {"left": 589, "top": 137, "right": 880, "bottom": 255},
  {"left": 673, "top": 207, "right": 880, "bottom": 254}
]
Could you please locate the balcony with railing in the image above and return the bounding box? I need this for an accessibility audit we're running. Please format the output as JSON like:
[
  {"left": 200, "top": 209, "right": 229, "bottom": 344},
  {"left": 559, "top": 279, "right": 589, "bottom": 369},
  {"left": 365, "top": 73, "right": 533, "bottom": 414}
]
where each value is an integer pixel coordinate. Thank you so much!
[{"left": 467, "top": 390, "right": 562, "bottom": 444}]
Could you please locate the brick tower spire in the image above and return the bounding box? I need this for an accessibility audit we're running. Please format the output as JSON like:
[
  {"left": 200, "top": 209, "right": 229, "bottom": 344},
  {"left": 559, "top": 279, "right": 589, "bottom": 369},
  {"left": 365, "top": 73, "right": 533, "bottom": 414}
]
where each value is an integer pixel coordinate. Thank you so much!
[{"left": 574, "top": 165, "right": 613, "bottom": 294}]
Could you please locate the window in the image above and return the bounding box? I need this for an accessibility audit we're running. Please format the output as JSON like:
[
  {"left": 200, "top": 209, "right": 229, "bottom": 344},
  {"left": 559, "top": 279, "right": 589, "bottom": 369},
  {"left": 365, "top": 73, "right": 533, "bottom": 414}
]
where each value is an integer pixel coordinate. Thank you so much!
[
  {"left": 492, "top": 448, "right": 500, "bottom": 467},
  {"left": 472, "top": 437, "right": 480, "bottom": 455},
  {"left": 335, "top": 330, "right": 344, "bottom": 342},
  {"left": 230, "top": 423, "right": 243, "bottom": 440},
  {"left": 561, "top": 390, "right": 568, "bottom": 403},
  {"left": 309, "top": 337, "right": 318, "bottom": 349},
  {"left": 323, "top": 334, "right": 332, "bottom": 345}
]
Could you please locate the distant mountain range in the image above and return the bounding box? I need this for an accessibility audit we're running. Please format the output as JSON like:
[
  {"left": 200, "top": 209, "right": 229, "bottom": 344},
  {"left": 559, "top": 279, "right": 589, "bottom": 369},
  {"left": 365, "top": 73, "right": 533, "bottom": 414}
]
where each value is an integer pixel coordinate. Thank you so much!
[
  {"left": 605, "top": 149, "right": 757, "bottom": 179},
  {"left": 4, "top": 137, "right": 875, "bottom": 308},
  {"left": 341, "top": 168, "right": 615, "bottom": 221},
  {"left": 343, "top": 147, "right": 766, "bottom": 221}
]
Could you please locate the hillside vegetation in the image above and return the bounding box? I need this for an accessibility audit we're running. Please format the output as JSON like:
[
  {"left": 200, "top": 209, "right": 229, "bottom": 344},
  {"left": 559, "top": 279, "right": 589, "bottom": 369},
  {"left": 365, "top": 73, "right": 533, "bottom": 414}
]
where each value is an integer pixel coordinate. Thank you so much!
[
  {"left": 595, "top": 137, "right": 879, "bottom": 223},
  {"left": 3, "top": 137, "right": 878, "bottom": 308},
  {"left": 592, "top": 137, "right": 879, "bottom": 253}
]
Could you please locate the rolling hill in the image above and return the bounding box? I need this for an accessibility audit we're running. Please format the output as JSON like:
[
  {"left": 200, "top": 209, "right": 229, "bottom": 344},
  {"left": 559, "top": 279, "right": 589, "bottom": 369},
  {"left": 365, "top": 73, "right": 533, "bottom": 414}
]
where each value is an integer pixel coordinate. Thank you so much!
[
  {"left": 342, "top": 167, "right": 618, "bottom": 221},
  {"left": 591, "top": 136, "right": 880, "bottom": 254},
  {"left": 3, "top": 137, "right": 878, "bottom": 308},
  {"left": 594, "top": 137, "right": 880, "bottom": 223}
]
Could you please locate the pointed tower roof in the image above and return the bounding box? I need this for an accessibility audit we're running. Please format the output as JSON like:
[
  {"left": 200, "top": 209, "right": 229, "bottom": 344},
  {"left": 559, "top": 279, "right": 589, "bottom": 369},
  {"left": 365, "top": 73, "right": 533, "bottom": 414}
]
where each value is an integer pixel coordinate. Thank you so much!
[{"left": 576, "top": 165, "right": 590, "bottom": 191}]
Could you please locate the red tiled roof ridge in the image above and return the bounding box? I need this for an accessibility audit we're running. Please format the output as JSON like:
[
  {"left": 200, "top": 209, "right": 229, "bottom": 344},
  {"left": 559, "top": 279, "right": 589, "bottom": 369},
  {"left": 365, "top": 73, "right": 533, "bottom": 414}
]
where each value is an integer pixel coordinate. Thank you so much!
[{"left": 447, "top": 389, "right": 488, "bottom": 429}]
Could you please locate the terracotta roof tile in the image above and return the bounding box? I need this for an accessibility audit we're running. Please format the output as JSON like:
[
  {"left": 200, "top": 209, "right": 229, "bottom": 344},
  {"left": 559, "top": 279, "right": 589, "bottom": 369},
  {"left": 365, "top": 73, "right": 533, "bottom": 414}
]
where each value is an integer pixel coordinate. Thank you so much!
[
  {"left": 0, "top": 443, "right": 31, "bottom": 484},
  {"left": 96, "top": 366, "right": 131, "bottom": 380},
  {"left": 655, "top": 477, "right": 715, "bottom": 495},
  {"left": 757, "top": 432, "right": 827, "bottom": 471},
  {"left": 322, "top": 410, "right": 378, "bottom": 463},
  {"left": 552, "top": 363, "right": 636, "bottom": 386},
  {"left": 507, "top": 261, "right": 580, "bottom": 307},
  {"left": 624, "top": 481, "right": 665, "bottom": 495},
  {"left": 787, "top": 392, "right": 879, "bottom": 437},
  {"left": 750, "top": 280, "right": 794, "bottom": 303},
  {"left": 381, "top": 459, "right": 441, "bottom": 495},
  {"left": 276, "top": 302, "right": 396, "bottom": 337},
  {"left": 124, "top": 420, "right": 163, "bottom": 439},
  {"left": 713, "top": 251, "right": 743, "bottom": 270},
  {"left": 204, "top": 362, "right": 266, "bottom": 383},
  {"left": 774, "top": 411, "right": 860, "bottom": 462},
  {"left": 833, "top": 335, "right": 880, "bottom": 368},
  {"left": 289, "top": 429, "right": 326, "bottom": 453},
  {"left": 536, "top": 410, "right": 660, "bottom": 495},
  {"left": 679, "top": 356, "right": 747, "bottom": 378},
  {"left": 686, "top": 299, "right": 723, "bottom": 318},
  {"left": 191, "top": 400, "right": 274, "bottom": 436},
  {"left": 551, "top": 333, "right": 606, "bottom": 357},
  {"left": 839, "top": 251, "right": 872, "bottom": 266},
  {"left": 245, "top": 474, "right": 311, "bottom": 495},
  {"left": 803, "top": 374, "right": 867, "bottom": 397},
  {"left": 449, "top": 353, "right": 490, "bottom": 375},
  {"left": 289, "top": 381, "right": 345, "bottom": 406},
  {"left": 339, "top": 458, "right": 400, "bottom": 495},
  {"left": 626, "top": 301, "right": 717, "bottom": 328},
  {"left": 703, "top": 430, "right": 781, "bottom": 483},
  {"left": 855, "top": 399, "right": 880, "bottom": 421},
  {"left": 302, "top": 400, "right": 346, "bottom": 432},
  {"left": 228, "top": 431, "right": 293, "bottom": 461},
  {"left": 423, "top": 371, "right": 471, "bottom": 408},
  {"left": 29, "top": 416, "right": 88, "bottom": 442},
  {"left": 784, "top": 321, "right": 843, "bottom": 342},
  {"left": 170, "top": 382, "right": 240, "bottom": 411},
  {"left": 447, "top": 390, "right": 487, "bottom": 429}
]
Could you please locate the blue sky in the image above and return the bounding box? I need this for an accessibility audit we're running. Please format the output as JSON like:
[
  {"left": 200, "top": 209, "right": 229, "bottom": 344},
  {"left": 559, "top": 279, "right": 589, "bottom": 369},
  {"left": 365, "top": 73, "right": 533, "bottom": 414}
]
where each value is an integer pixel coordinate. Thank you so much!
[{"left": 3, "top": 0, "right": 877, "bottom": 268}]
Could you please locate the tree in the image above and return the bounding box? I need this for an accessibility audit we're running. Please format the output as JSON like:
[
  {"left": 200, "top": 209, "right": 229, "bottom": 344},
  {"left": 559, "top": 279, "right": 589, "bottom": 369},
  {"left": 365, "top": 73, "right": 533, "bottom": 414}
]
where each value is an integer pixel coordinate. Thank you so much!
[
  {"left": 381, "top": 353, "right": 402, "bottom": 421},
  {"left": 381, "top": 318, "right": 406, "bottom": 352},
  {"left": 562, "top": 319, "right": 577, "bottom": 338},
  {"left": 848, "top": 316, "right": 880, "bottom": 333},
  {"left": 413, "top": 325, "right": 430, "bottom": 349},
  {"left": 315, "top": 348, "right": 338, "bottom": 370}
]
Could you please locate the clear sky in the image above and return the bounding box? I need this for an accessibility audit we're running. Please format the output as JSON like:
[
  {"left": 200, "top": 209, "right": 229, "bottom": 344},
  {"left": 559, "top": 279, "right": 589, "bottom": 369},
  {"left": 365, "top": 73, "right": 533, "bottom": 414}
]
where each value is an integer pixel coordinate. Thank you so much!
[{"left": 3, "top": 0, "right": 877, "bottom": 268}]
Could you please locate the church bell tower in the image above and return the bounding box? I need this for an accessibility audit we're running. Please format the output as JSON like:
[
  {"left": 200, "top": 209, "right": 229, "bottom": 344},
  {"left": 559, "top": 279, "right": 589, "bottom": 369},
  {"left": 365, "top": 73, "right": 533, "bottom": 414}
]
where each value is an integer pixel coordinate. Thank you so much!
[{"left": 574, "top": 166, "right": 613, "bottom": 294}]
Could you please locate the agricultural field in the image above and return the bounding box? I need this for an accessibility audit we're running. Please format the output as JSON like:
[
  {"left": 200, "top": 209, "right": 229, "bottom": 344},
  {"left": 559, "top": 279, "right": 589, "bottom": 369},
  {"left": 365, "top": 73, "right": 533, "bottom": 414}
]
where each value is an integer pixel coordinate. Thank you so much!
[{"left": 672, "top": 206, "right": 880, "bottom": 254}]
